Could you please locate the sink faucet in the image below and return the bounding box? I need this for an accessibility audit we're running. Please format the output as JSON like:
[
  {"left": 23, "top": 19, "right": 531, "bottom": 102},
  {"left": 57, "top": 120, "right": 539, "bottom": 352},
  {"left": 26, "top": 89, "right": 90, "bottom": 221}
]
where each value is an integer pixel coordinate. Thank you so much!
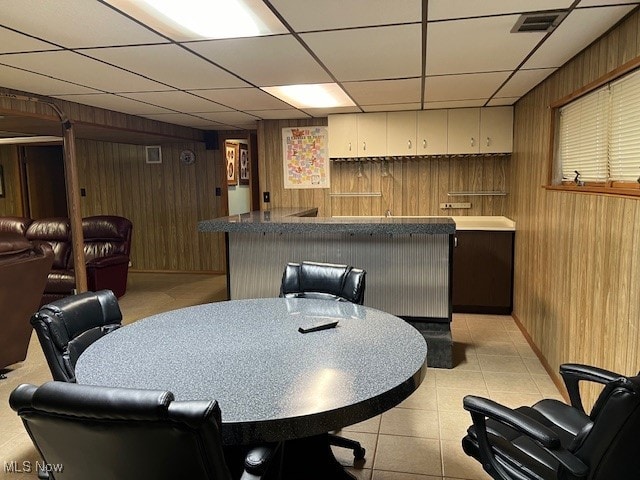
[{"left": 385, "top": 209, "right": 392, "bottom": 217}]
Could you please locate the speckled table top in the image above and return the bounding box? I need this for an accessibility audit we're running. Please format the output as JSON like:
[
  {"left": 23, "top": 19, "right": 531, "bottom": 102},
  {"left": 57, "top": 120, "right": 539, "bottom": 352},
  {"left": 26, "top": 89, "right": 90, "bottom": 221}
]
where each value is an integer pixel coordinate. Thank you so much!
[
  {"left": 76, "top": 298, "right": 427, "bottom": 445},
  {"left": 198, "top": 208, "right": 455, "bottom": 235}
]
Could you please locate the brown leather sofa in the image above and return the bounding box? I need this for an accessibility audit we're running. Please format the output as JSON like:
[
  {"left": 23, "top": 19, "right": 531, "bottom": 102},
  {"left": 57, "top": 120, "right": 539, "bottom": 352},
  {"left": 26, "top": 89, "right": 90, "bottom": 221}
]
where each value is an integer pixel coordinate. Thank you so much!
[
  {"left": 0, "top": 216, "right": 33, "bottom": 236},
  {"left": 25, "top": 215, "right": 132, "bottom": 304},
  {"left": 0, "top": 233, "right": 53, "bottom": 370}
]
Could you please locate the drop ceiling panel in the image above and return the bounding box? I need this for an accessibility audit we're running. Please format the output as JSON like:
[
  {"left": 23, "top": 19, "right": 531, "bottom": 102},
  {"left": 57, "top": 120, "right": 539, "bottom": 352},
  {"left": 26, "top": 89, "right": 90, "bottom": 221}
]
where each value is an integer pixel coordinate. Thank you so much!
[
  {"left": 51, "top": 94, "right": 174, "bottom": 115},
  {"left": 197, "top": 111, "right": 260, "bottom": 125},
  {"left": 0, "top": 27, "right": 58, "bottom": 53},
  {"left": 487, "top": 97, "right": 519, "bottom": 106},
  {"left": 141, "top": 113, "right": 225, "bottom": 128},
  {"left": 424, "top": 99, "right": 486, "bottom": 109},
  {"left": 270, "top": 0, "right": 421, "bottom": 31},
  {"left": 121, "top": 91, "right": 231, "bottom": 113},
  {"left": 426, "top": 16, "right": 545, "bottom": 75},
  {"left": 578, "top": 0, "right": 639, "bottom": 6},
  {"left": 303, "top": 106, "right": 362, "bottom": 116},
  {"left": 363, "top": 103, "right": 422, "bottom": 112},
  {"left": 187, "top": 36, "right": 332, "bottom": 87},
  {"left": 343, "top": 78, "right": 422, "bottom": 105},
  {"left": 0, "top": 0, "right": 167, "bottom": 48},
  {"left": 494, "top": 68, "right": 557, "bottom": 98},
  {"left": 524, "top": 5, "right": 636, "bottom": 69},
  {"left": 246, "top": 109, "right": 311, "bottom": 120},
  {"left": 0, "top": 51, "right": 169, "bottom": 92},
  {"left": 302, "top": 24, "right": 422, "bottom": 81},
  {"left": 82, "top": 45, "right": 249, "bottom": 90},
  {"left": 428, "top": 0, "right": 574, "bottom": 21},
  {"left": 192, "top": 88, "right": 292, "bottom": 110},
  {"left": 0, "top": 64, "right": 99, "bottom": 95},
  {"left": 425, "top": 71, "right": 511, "bottom": 101}
]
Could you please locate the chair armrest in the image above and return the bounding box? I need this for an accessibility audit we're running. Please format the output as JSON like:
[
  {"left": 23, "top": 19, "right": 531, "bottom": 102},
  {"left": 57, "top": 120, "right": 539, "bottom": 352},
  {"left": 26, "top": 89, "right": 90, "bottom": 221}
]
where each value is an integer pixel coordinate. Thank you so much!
[
  {"left": 241, "top": 443, "right": 280, "bottom": 480},
  {"left": 464, "top": 395, "right": 589, "bottom": 479},
  {"left": 559, "top": 363, "right": 623, "bottom": 414},
  {"left": 85, "top": 254, "right": 129, "bottom": 269}
]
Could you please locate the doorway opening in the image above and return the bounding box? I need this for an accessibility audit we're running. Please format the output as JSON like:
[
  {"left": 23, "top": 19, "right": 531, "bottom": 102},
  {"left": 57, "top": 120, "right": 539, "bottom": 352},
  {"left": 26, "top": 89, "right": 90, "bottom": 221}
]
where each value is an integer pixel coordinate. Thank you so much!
[{"left": 20, "top": 144, "right": 68, "bottom": 218}]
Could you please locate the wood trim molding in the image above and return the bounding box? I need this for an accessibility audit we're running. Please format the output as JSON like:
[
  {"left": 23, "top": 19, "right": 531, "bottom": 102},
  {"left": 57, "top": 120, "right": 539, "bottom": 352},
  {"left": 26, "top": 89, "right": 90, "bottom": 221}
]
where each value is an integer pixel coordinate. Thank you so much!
[{"left": 544, "top": 184, "right": 640, "bottom": 198}]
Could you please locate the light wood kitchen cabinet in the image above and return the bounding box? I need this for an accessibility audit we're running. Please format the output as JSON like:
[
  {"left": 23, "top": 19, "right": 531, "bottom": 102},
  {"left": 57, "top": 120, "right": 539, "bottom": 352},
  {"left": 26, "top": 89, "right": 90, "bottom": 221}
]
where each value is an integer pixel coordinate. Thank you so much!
[
  {"left": 447, "top": 108, "right": 480, "bottom": 154},
  {"left": 480, "top": 107, "right": 513, "bottom": 153},
  {"left": 328, "top": 113, "right": 358, "bottom": 158},
  {"left": 357, "top": 112, "right": 387, "bottom": 157},
  {"left": 386, "top": 111, "right": 417, "bottom": 156},
  {"left": 417, "top": 110, "right": 448, "bottom": 155}
]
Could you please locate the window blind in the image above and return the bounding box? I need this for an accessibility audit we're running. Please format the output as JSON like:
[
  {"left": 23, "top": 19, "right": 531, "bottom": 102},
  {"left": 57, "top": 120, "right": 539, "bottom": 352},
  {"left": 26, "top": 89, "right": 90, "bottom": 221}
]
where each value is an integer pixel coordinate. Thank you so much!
[{"left": 609, "top": 69, "right": 640, "bottom": 182}]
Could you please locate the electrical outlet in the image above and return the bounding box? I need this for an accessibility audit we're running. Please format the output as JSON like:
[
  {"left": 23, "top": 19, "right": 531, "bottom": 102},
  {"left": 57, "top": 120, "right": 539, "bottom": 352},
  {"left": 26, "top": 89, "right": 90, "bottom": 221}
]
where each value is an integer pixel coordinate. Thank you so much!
[{"left": 440, "top": 202, "right": 472, "bottom": 209}]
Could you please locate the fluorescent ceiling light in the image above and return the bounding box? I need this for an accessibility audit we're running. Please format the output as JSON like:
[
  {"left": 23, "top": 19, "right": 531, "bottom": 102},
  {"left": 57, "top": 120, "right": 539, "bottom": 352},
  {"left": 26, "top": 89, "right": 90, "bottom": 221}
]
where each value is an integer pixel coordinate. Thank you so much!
[
  {"left": 105, "top": 0, "right": 285, "bottom": 40},
  {"left": 262, "top": 84, "right": 356, "bottom": 109}
]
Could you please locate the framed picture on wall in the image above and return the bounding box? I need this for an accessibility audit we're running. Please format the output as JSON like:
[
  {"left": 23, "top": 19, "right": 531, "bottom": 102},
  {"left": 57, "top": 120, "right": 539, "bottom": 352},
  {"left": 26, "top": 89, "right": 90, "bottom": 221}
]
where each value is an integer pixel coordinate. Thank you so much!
[
  {"left": 239, "top": 144, "right": 249, "bottom": 185},
  {"left": 225, "top": 141, "right": 238, "bottom": 186}
]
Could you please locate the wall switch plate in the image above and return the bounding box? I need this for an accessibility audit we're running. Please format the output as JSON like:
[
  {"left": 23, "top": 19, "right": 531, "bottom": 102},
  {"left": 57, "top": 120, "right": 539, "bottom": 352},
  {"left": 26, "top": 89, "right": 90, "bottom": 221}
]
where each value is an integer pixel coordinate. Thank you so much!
[
  {"left": 263, "top": 191, "right": 270, "bottom": 203},
  {"left": 440, "top": 202, "right": 471, "bottom": 209},
  {"left": 215, "top": 187, "right": 221, "bottom": 196}
]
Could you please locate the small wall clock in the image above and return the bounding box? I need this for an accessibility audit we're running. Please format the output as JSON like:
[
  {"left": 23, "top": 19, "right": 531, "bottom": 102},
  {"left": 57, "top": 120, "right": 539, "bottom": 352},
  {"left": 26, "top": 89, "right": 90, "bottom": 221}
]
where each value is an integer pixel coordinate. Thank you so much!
[{"left": 180, "top": 149, "right": 196, "bottom": 165}]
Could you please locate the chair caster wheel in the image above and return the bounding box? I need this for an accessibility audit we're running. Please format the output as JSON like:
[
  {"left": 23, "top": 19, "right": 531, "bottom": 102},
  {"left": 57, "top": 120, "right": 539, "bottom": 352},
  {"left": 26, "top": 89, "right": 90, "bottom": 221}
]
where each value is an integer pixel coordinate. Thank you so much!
[{"left": 354, "top": 447, "right": 366, "bottom": 460}]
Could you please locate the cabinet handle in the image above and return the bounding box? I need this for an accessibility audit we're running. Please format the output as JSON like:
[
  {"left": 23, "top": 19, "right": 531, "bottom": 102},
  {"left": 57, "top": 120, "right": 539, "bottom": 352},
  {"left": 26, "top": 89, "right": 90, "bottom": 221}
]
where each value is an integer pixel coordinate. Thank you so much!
[
  {"left": 486, "top": 137, "right": 491, "bottom": 147},
  {"left": 408, "top": 140, "right": 412, "bottom": 149},
  {"left": 470, "top": 137, "right": 475, "bottom": 147},
  {"left": 348, "top": 142, "right": 352, "bottom": 151},
  {"left": 423, "top": 139, "right": 427, "bottom": 149},
  {"left": 454, "top": 236, "right": 458, "bottom": 247},
  {"left": 362, "top": 141, "right": 366, "bottom": 151}
]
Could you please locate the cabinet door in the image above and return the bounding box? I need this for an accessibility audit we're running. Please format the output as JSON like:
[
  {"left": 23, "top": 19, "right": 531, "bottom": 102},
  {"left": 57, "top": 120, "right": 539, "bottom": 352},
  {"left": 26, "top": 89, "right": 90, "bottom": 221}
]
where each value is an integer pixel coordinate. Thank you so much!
[
  {"left": 447, "top": 108, "right": 480, "bottom": 154},
  {"left": 328, "top": 114, "right": 358, "bottom": 158},
  {"left": 386, "top": 111, "right": 417, "bottom": 156},
  {"left": 417, "top": 110, "right": 447, "bottom": 155},
  {"left": 357, "top": 113, "right": 387, "bottom": 157},
  {"left": 480, "top": 107, "right": 513, "bottom": 153}
]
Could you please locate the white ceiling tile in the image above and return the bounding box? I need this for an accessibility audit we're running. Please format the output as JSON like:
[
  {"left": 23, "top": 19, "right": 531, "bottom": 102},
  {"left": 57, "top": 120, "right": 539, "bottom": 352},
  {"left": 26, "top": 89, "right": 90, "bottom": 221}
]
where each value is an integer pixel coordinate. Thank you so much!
[
  {"left": 0, "top": 27, "right": 59, "bottom": 53},
  {"left": 82, "top": 45, "right": 249, "bottom": 90},
  {"left": 140, "top": 113, "right": 226, "bottom": 128},
  {"left": 302, "top": 24, "right": 422, "bottom": 81},
  {"left": 0, "top": 64, "right": 100, "bottom": 95},
  {"left": 495, "top": 68, "right": 557, "bottom": 98},
  {"left": 363, "top": 103, "right": 423, "bottom": 112},
  {"left": 1, "top": 0, "right": 166, "bottom": 48},
  {"left": 191, "top": 88, "right": 292, "bottom": 110},
  {"left": 303, "top": 106, "right": 362, "bottom": 116},
  {"left": 121, "top": 91, "right": 231, "bottom": 113},
  {"left": 51, "top": 94, "right": 174, "bottom": 115},
  {"left": 425, "top": 72, "right": 511, "bottom": 101},
  {"left": 246, "top": 109, "right": 311, "bottom": 119},
  {"left": 424, "top": 99, "right": 487, "bottom": 108},
  {"left": 270, "top": 0, "right": 421, "bottom": 31},
  {"left": 343, "top": 78, "right": 422, "bottom": 105},
  {"left": 187, "top": 36, "right": 331, "bottom": 87},
  {"left": 487, "top": 97, "right": 519, "bottom": 106},
  {"left": 197, "top": 111, "right": 260, "bottom": 125},
  {"left": 0, "top": 51, "right": 168, "bottom": 92},
  {"left": 578, "top": 0, "right": 639, "bottom": 6},
  {"left": 428, "top": 0, "right": 574, "bottom": 21},
  {"left": 426, "top": 16, "right": 545, "bottom": 75},
  {"left": 524, "top": 5, "right": 636, "bottom": 69}
]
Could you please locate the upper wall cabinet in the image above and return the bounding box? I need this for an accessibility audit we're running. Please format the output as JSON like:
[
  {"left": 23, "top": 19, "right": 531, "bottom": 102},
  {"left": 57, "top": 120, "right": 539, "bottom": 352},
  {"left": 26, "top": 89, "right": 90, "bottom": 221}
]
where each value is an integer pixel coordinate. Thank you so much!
[
  {"left": 328, "top": 106, "right": 512, "bottom": 158},
  {"left": 328, "top": 113, "right": 386, "bottom": 158}
]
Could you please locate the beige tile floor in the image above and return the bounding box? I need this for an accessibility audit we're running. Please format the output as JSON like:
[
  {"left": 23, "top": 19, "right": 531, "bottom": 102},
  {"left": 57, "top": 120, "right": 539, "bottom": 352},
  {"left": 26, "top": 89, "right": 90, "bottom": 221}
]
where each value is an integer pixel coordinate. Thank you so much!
[{"left": 0, "top": 273, "right": 564, "bottom": 480}]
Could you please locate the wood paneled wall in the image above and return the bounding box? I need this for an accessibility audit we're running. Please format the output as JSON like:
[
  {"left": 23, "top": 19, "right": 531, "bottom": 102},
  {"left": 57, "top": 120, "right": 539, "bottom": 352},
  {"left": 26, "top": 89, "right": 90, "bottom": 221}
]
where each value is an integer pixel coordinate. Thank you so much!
[
  {"left": 509, "top": 10, "right": 640, "bottom": 406},
  {"left": 0, "top": 145, "right": 23, "bottom": 216},
  {"left": 258, "top": 118, "right": 509, "bottom": 217}
]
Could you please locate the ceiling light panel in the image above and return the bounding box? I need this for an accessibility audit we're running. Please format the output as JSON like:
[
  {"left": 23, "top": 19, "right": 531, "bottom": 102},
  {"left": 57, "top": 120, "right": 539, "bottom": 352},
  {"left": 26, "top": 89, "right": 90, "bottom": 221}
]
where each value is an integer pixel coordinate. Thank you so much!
[
  {"left": 424, "top": 71, "right": 511, "bottom": 101},
  {"left": 343, "top": 78, "right": 422, "bottom": 106},
  {"left": 0, "top": 51, "right": 167, "bottom": 92},
  {"left": 523, "top": 5, "right": 635, "bottom": 69},
  {"left": 0, "top": 64, "right": 100, "bottom": 96},
  {"left": 187, "top": 35, "right": 332, "bottom": 86},
  {"left": 426, "top": 16, "right": 545, "bottom": 75},
  {"left": 1, "top": 0, "right": 166, "bottom": 47},
  {"left": 82, "top": 44, "right": 249, "bottom": 90},
  {"left": 302, "top": 24, "right": 422, "bottom": 81},
  {"left": 269, "top": 0, "right": 421, "bottom": 31},
  {"left": 428, "top": 0, "right": 574, "bottom": 21},
  {"left": 191, "top": 88, "right": 292, "bottom": 110},
  {"left": 261, "top": 84, "right": 354, "bottom": 109},
  {"left": 120, "top": 91, "right": 231, "bottom": 112}
]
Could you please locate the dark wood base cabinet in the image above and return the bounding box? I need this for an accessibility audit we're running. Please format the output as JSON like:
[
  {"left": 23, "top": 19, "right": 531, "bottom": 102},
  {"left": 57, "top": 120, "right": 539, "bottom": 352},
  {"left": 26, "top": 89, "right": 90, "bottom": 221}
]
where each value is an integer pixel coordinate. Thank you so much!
[{"left": 452, "top": 231, "right": 514, "bottom": 315}]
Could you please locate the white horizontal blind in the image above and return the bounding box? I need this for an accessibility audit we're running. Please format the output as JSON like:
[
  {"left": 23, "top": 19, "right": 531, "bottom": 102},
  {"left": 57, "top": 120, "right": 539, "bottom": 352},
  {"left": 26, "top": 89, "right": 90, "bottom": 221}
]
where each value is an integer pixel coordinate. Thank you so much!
[
  {"left": 558, "top": 86, "right": 609, "bottom": 182},
  {"left": 609, "top": 69, "right": 640, "bottom": 182}
]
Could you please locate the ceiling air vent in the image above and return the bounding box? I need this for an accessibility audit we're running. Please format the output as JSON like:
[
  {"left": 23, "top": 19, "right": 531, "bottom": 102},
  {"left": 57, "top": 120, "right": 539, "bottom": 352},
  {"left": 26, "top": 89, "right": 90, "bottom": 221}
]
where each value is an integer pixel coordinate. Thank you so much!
[{"left": 511, "top": 11, "right": 567, "bottom": 33}]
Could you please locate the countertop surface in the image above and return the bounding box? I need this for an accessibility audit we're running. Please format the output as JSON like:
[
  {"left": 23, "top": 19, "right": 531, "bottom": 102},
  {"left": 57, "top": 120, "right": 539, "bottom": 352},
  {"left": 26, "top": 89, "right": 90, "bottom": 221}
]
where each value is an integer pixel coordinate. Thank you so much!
[{"left": 76, "top": 298, "right": 427, "bottom": 445}]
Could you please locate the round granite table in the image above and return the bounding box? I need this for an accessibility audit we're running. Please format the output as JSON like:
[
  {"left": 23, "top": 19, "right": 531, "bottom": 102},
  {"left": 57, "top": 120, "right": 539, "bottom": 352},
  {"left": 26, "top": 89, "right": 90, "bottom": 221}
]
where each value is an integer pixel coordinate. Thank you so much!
[{"left": 76, "top": 298, "right": 427, "bottom": 479}]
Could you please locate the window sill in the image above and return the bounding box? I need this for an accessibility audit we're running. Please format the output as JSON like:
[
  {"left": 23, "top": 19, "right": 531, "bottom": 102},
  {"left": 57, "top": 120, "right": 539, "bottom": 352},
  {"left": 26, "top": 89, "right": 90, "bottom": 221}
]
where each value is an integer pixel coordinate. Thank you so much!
[{"left": 544, "top": 185, "right": 640, "bottom": 198}]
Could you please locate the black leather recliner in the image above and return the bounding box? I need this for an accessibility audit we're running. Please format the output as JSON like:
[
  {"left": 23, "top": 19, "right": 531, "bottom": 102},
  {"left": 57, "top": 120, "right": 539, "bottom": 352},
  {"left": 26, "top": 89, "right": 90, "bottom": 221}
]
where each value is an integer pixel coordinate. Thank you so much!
[
  {"left": 280, "top": 260, "right": 367, "bottom": 461},
  {"left": 10, "top": 381, "right": 277, "bottom": 480},
  {"left": 280, "top": 261, "right": 366, "bottom": 305},
  {"left": 462, "top": 363, "right": 640, "bottom": 479},
  {"left": 30, "top": 290, "right": 122, "bottom": 382}
]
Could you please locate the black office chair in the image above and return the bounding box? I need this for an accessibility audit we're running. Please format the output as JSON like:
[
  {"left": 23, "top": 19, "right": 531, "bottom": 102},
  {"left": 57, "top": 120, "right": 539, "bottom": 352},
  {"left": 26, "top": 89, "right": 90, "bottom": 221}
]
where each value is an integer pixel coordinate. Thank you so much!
[
  {"left": 461, "top": 363, "right": 640, "bottom": 479},
  {"left": 30, "top": 289, "right": 122, "bottom": 382},
  {"left": 280, "top": 260, "right": 367, "bottom": 461},
  {"left": 10, "top": 381, "right": 277, "bottom": 480}
]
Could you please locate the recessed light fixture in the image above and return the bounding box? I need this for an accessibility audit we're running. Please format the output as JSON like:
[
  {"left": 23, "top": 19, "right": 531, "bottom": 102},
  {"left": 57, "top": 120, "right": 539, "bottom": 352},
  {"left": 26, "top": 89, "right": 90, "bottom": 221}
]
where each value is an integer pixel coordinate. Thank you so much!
[
  {"left": 105, "top": 0, "right": 285, "bottom": 40},
  {"left": 261, "top": 83, "right": 356, "bottom": 109}
]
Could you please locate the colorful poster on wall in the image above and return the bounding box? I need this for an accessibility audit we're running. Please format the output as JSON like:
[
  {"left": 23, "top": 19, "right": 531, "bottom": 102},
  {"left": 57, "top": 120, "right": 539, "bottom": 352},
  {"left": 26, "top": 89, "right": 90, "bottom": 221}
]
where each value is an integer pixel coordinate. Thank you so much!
[{"left": 282, "top": 126, "right": 330, "bottom": 189}]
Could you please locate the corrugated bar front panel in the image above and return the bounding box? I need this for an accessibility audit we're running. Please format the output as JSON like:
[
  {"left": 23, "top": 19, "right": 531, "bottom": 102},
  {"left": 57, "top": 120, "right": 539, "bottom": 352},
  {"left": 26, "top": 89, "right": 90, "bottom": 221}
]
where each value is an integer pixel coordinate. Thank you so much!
[{"left": 229, "top": 232, "right": 450, "bottom": 319}]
